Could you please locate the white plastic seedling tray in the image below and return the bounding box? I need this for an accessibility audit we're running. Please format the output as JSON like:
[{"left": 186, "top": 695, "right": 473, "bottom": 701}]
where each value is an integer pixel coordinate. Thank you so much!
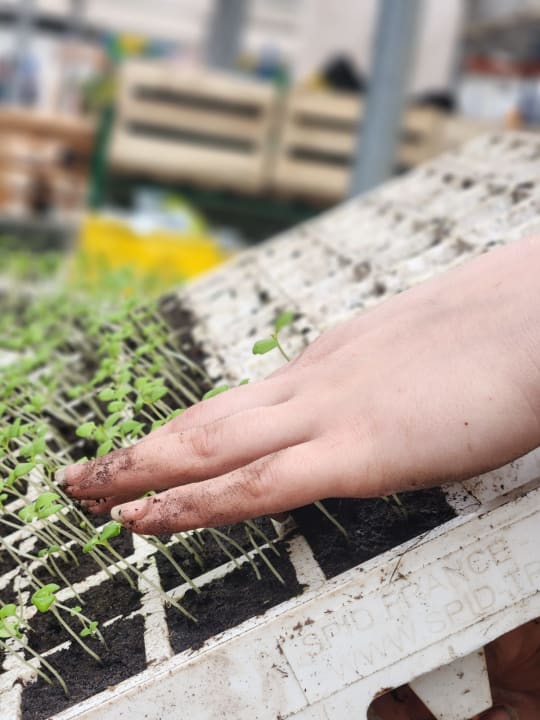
[
  {"left": 1, "top": 132, "right": 540, "bottom": 720},
  {"left": 47, "top": 476, "right": 540, "bottom": 720}
]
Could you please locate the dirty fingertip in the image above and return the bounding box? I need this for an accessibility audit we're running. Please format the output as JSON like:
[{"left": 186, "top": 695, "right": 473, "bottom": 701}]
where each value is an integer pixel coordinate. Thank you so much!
[
  {"left": 54, "top": 467, "right": 69, "bottom": 487},
  {"left": 56, "top": 461, "right": 87, "bottom": 488},
  {"left": 111, "top": 498, "right": 149, "bottom": 523}
]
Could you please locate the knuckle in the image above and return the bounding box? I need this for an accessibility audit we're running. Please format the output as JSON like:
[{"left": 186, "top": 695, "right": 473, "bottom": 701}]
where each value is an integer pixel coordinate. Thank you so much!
[
  {"left": 189, "top": 487, "right": 228, "bottom": 528},
  {"left": 237, "top": 455, "right": 278, "bottom": 503},
  {"left": 186, "top": 421, "right": 221, "bottom": 460}
]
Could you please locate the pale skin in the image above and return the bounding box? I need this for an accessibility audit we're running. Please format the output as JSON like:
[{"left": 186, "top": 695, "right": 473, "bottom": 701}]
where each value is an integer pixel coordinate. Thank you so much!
[{"left": 58, "top": 234, "right": 540, "bottom": 719}]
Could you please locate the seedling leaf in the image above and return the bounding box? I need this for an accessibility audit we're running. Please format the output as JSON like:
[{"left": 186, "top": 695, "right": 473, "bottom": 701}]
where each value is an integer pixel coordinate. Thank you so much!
[
  {"left": 18, "top": 504, "right": 36, "bottom": 523},
  {"left": 76, "top": 422, "right": 96, "bottom": 439},
  {"left": 274, "top": 310, "right": 294, "bottom": 333},
  {"left": 97, "top": 439, "right": 113, "bottom": 456},
  {"left": 98, "top": 388, "right": 116, "bottom": 402},
  {"left": 202, "top": 385, "right": 230, "bottom": 400},
  {"left": 31, "top": 584, "right": 59, "bottom": 613},
  {"left": 99, "top": 521, "right": 122, "bottom": 543},
  {"left": 82, "top": 537, "right": 98, "bottom": 554},
  {"left": 252, "top": 338, "right": 278, "bottom": 355},
  {"left": 0, "top": 604, "right": 16, "bottom": 619}
]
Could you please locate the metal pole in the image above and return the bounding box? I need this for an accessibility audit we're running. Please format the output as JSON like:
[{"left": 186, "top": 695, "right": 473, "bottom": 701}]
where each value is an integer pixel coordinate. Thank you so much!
[
  {"left": 348, "top": 0, "right": 423, "bottom": 196},
  {"left": 10, "top": 0, "right": 35, "bottom": 104},
  {"left": 69, "top": 0, "right": 86, "bottom": 39},
  {"left": 205, "top": 0, "right": 248, "bottom": 71}
]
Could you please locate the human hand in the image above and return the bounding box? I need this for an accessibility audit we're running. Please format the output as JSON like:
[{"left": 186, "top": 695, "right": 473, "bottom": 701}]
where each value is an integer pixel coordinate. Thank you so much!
[
  {"left": 369, "top": 619, "right": 540, "bottom": 719},
  {"left": 58, "top": 236, "right": 540, "bottom": 534}
]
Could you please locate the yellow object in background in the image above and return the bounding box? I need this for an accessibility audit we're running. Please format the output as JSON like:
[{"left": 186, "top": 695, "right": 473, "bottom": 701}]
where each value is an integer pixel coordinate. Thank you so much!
[{"left": 78, "top": 213, "right": 227, "bottom": 289}]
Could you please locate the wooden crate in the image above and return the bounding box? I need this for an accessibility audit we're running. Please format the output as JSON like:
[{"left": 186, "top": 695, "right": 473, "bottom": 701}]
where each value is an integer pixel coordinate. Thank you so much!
[
  {"left": 0, "top": 109, "right": 94, "bottom": 152},
  {"left": 271, "top": 89, "right": 362, "bottom": 202},
  {"left": 271, "top": 90, "right": 446, "bottom": 201},
  {"left": 0, "top": 109, "right": 94, "bottom": 216},
  {"left": 109, "top": 61, "right": 279, "bottom": 193},
  {"left": 398, "top": 106, "right": 445, "bottom": 168}
]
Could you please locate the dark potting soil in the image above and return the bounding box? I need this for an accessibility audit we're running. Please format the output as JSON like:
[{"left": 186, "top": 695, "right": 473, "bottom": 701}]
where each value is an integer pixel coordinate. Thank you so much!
[
  {"left": 157, "top": 294, "right": 212, "bottom": 373},
  {"left": 33, "top": 527, "right": 134, "bottom": 588},
  {"left": 28, "top": 575, "right": 141, "bottom": 654},
  {"left": 0, "top": 530, "right": 30, "bottom": 580},
  {"left": 156, "top": 518, "right": 277, "bottom": 591},
  {"left": 21, "top": 615, "right": 146, "bottom": 720},
  {"left": 0, "top": 577, "right": 16, "bottom": 663},
  {"left": 0, "top": 477, "right": 29, "bottom": 510},
  {"left": 293, "top": 488, "right": 456, "bottom": 579},
  {"left": 0, "top": 513, "right": 23, "bottom": 537},
  {"left": 0, "top": 547, "right": 18, "bottom": 576},
  {"left": 41, "top": 411, "right": 98, "bottom": 459},
  {"left": 166, "top": 543, "right": 304, "bottom": 654},
  {"left": 0, "top": 578, "right": 17, "bottom": 606}
]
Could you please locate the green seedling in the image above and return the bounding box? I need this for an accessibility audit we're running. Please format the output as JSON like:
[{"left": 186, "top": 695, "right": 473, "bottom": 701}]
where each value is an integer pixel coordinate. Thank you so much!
[
  {"left": 13, "top": 494, "right": 79, "bottom": 567},
  {"left": 37, "top": 545, "right": 84, "bottom": 602},
  {"left": 252, "top": 310, "right": 294, "bottom": 362},
  {"left": 31, "top": 583, "right": 59, "bottom": 612},
  {"left": 31, "top": 584, "right": 102, "bottom": 662},
  {"left": 0, "top": 603, "right": 69, "bottom": 696},
  {"left": 82, "top": 520, "right": 123, "bottom": 555},
  {"left": 83, "top": 522, "right": 195, "bottom": 620},
  {"left": 76, "top": 421, "right": 97, "bottom": 439}
]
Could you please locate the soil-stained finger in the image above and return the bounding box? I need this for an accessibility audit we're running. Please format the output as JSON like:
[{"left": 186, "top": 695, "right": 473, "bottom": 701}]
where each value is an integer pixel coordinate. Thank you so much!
[
  {"left": 59, "top": 401, "right": 311, "bottom": 501},
  {"left": 109, "top": 439, "right": 350, "bottom": 534}
]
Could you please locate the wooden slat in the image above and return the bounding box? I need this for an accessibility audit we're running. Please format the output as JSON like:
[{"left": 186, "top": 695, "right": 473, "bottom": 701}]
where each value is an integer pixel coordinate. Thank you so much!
[
  {"left": 271, "top": 90, "right": 359, "bottom": 201},
  {"left": 119, "top": 98, "right": 268, "bottom": 144},
  {"left": 272, "top": 91, "right": 450, "bottom": 200},
  {"left": 110, "top": 62, "right": 278, "bottom": 193},
  {"left": 287, "top": 90, "right": 362, "bottom": 122},
  {"left": 109, "top": 131, "right": 269, "bottom": 192},
  {"left": 121, "top": 61, "right": 276, "bottom": 107},
  {"left": 0, "top": 109, "right": 95, "bottom": 153},
  {"left": 398, "top": 107, "right": 444, "bottom": 167},
  {"left": 281, "top": 125, "right": 357, "bottom": 154},
  {"left": 272, "top": 157, "right": 349, "bottom": 201}
]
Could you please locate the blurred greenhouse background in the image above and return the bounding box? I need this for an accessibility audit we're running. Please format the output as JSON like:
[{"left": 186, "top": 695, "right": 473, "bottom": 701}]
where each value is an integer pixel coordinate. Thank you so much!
[{"left": 0, "top": 0, "right": 539, "bottom": 296}]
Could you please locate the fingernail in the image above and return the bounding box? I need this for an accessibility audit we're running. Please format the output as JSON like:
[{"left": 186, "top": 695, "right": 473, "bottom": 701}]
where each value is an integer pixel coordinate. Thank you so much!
[
  {"left": 111, "top": 498, "right": 149, "bottom": 523},
  {"left": 55, "top": 468, "right": 68, "bottom": 487}
]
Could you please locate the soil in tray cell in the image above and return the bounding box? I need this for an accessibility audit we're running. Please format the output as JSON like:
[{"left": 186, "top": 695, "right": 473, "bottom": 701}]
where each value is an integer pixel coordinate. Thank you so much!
[
  {"left": 157, "top": 294, "right": 211, "bottom": 370},
  {"left": 34, "top": 526, "right": 134, "bottom": 587},
  {"left": 0, "top": 578, "right": 17, "bottom": 668},
  {"left": 166, "top": 542, "right": 304, "bottom": 653},
  {"left": 28, "top": 574, "right": 141, "bottom": 655},
  {"left": 0, "top": 532, "right": 31, "bottom": 574},
  {"left": 293, "top": 488, "right": 455, "bottom": 579},
  {"left": 0, "top": 545, "right": 19, "bottom": 576},
  {"left": 0, "top": 577, "right": 17, "bottom": 606},
  {"left": 156, "top": 517, "right": 277, "bottom": 591},
  {"left": 21, "top": 615, "right": 146, "bottom": 720}
]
